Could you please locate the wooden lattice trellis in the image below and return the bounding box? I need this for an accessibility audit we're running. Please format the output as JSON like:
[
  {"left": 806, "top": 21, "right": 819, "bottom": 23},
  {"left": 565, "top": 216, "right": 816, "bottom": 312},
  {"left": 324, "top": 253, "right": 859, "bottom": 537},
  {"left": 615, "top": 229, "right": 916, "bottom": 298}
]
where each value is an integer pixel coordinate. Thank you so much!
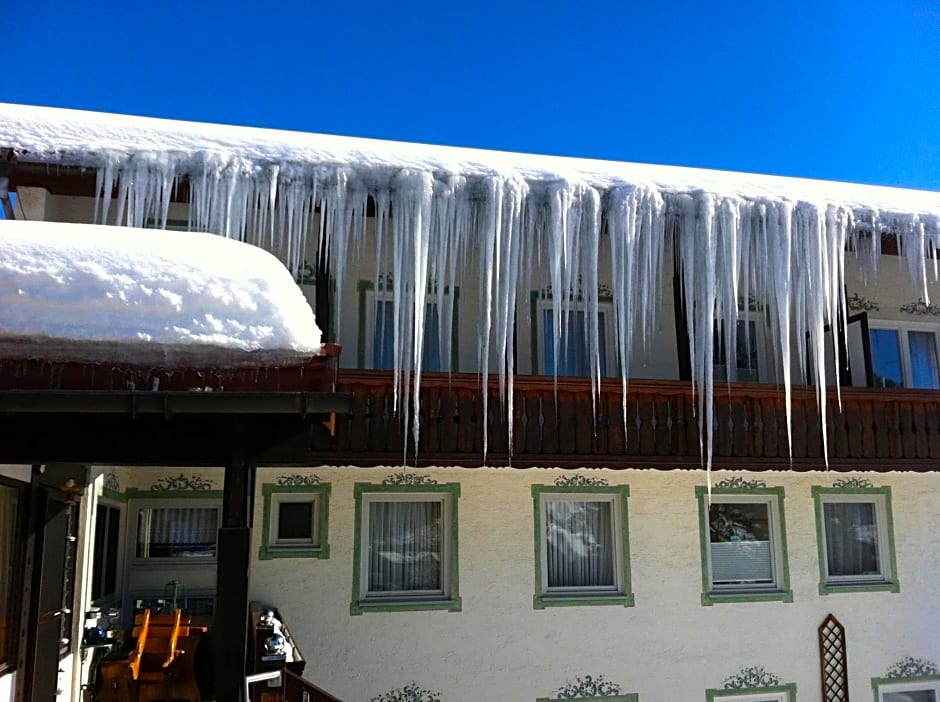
[{"left": 819, "top": 614, "right": 849, "bottom": 702}]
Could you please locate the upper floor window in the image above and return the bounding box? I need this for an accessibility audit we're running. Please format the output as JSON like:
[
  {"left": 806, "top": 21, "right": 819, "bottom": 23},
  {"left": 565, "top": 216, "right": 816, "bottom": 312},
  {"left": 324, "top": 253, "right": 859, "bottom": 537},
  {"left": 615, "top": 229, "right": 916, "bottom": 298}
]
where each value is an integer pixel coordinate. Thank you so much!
[
  {"left": 358, "top": 281, "right": 456, "bottom": 371},
  {"left": 534, "top": 295, "right": 614, "bottom": 377},
  {"left": 714, "top": 318, "right": 765, "bottom": 382},
  {"left": 869, "top": 322, "right": 940, "bottom": 388}
]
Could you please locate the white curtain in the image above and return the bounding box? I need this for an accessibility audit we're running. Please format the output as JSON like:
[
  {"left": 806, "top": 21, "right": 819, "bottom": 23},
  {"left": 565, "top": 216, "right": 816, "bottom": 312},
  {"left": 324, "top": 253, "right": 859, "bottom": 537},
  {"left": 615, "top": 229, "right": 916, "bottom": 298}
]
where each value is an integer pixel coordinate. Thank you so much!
[
  {"left": 368, "top": 501, "right": 442, "bottom": 592},
  {"left": 908, "top": 330, "right": 940, "bottom": 388},
  {"left": 137, "top": 506, "right": 218, "bottom": 557},
  {"left": 824, "top": 502, "right": 879, "bottom": 576},
  {"left": 545, "top": 500, "right": 614, "bottom": 588}
]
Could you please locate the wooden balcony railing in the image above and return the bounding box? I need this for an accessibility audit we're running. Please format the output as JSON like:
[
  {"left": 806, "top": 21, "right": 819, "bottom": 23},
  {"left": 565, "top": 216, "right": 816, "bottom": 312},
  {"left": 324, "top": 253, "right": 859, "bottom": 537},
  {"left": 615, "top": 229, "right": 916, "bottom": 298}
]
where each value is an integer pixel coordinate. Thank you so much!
[{"left": 311, "top": 370, "right": 940, "bottom": 471}]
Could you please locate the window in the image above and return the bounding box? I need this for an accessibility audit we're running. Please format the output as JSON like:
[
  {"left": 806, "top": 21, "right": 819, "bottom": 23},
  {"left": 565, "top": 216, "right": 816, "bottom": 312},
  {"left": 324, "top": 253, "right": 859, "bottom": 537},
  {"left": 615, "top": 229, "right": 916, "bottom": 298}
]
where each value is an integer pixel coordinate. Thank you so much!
[
  {"left": 0, "top": 481, "right": 23, "bottom": 671},
  {"left": 812, "top": 485, "right": 898, "bottom": 594},
  {"left": 91, "top": 501, "right": 123, "bottom": 601},
  {"left": 135, "top": 504, "right": 219, "bottom": 559},
  {"left": 259, "top": 483, "right": 330, "bottom": 559},
  {"left": 869, "top": 322, "right": 940, "bottom": 388},
  {"left": 351, "top": 483, "right": 461, "bottom": 614},
  {"left": 533, "top": 295, "right": 614, "bottom": 377},
  {"left": 714, "top": 318, "right": 765, "bottom": 382},
  {"left": 696, "top": 486, "right": 792, "bottom": 605},
  {"left": 358, "top": 281, "right": 457, "bottom": 371},
  {"left": 873, "top": 677, "right": 940, "bottom": 702},
  {"left": 531, "top": 484, "right": 633, "bottom": 608},
  {"left": 705, "top": 685, "right": 796, "bottom": 702}
]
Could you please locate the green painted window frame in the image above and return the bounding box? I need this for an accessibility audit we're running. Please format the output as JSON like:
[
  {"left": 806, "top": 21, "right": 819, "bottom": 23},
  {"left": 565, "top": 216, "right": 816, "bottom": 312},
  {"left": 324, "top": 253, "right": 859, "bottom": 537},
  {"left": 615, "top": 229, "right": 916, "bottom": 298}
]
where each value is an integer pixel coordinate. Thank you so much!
[
  {"left": 357, "top": 280, "right": 460, "bottom": 369},
  {"left": 529, "top": 290, "right": 617, "bottom": 377},
  {"left": 258, "top": 483, "right": 331, "bottom": 560},
  {"left": 537, "top": 695, "right": 638, "bottom": 702},
  {"left": 351, "top": 482, "right": 461, "bottom": 615},
  {"left": 812, "top": 485, "right": 899, "bottom": 595},
  {"left": 531, "top": 484, "right": 634, "bottom": 609},
  {"left": 871, "top": 675, "right": 940, "bottom": 701},
  {"left": 696, "top": 485, "right": 793, "bottom": 606},
  {"left": 705, "top": 683, "right": 797, "bottom": 701}
]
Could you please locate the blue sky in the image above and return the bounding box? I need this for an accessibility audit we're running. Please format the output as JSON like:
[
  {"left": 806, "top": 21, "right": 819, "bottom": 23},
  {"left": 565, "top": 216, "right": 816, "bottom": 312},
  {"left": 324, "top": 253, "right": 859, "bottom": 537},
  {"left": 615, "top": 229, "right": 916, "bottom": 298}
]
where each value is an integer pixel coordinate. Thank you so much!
[{"left": 3, "top": 0, "right": 939, "bottom": 190}]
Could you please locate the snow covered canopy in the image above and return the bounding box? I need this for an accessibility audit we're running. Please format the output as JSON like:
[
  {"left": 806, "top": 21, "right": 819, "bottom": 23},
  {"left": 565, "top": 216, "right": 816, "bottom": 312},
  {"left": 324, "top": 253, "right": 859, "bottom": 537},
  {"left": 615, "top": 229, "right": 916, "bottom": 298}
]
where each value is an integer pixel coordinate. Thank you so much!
[
  {"left": 0, "top": 220, "right": 322, "bottom": 366},
  {"left": 3, "top": 102, "right": 940, "bottom": 468}
]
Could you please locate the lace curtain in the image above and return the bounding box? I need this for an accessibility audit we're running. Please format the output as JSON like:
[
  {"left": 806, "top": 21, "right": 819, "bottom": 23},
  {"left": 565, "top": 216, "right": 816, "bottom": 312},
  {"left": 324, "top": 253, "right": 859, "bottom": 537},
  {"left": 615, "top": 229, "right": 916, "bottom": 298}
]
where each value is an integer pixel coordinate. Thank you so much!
[
  {"left": 545, "top": 500, "right": 614, "bottom": 588},
  {"left": 368, "top": 501, "right": 442, "bottom": 593}
]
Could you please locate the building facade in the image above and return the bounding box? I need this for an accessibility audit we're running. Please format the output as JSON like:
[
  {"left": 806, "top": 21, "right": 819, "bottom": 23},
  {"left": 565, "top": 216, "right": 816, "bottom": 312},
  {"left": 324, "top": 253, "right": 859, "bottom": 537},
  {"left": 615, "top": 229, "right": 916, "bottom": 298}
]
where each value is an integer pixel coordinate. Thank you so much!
[{"left": 1, "top": 104, "right": 939, "bottom": 702}]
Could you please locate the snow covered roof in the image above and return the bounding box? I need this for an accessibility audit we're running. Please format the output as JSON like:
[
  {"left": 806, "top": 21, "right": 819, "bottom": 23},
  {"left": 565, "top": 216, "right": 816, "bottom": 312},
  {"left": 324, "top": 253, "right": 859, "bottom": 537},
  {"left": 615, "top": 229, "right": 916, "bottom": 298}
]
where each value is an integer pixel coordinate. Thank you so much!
[
  {"left": 1, "top": 102, "right": 938, "bottom": 218},
  {"left": 0, "top": 220, "right": 322, "bottom": 366}
]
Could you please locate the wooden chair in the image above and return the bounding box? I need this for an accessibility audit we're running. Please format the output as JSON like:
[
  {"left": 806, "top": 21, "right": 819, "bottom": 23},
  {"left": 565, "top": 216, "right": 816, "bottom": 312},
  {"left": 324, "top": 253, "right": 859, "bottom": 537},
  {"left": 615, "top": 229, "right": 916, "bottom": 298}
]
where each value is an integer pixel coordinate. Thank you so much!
[{"left": 128, "top": 609, "right": 201, "bottom": 702}]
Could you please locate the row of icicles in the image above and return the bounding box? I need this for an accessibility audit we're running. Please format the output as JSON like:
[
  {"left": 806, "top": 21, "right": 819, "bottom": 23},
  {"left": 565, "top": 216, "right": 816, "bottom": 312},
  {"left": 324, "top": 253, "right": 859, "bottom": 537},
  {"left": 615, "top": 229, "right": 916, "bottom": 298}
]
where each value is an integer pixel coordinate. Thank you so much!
[{"left": 93, "top": 160, "right": 940, "bottom": 485}]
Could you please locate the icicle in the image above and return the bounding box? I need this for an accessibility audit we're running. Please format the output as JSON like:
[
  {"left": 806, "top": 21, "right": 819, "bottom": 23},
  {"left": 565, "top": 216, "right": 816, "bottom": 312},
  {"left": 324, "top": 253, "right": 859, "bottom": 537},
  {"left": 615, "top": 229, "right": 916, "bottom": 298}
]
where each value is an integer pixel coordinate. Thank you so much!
[{"left": 70, "top": 139, "right": 940, "bottom": 483}]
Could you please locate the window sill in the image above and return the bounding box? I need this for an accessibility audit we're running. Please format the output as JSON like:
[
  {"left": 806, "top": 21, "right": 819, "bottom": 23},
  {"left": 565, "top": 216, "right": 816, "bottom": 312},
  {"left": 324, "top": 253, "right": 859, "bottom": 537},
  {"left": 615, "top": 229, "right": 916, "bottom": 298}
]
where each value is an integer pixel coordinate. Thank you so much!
[
  {"left": 819, "top": 580, "right": 899, "bottom": 595},
  {"left": 350, "top": 597, "right": 462, "bottom": 615},
  {"left": 701, "top": 589, "right": 793, "bottom": 606},
  {"left": 534, "top": 593, "right": 635, "bottom": 609},
  {"left": 258, "top": 544, "right": 329, "bottom": 560}
]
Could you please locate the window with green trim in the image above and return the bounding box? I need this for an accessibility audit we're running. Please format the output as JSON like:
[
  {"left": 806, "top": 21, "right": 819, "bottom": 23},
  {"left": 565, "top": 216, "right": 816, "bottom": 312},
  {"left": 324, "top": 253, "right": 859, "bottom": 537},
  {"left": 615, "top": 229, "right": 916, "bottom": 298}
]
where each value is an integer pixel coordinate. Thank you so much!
[
  {"left": 532, "top": 294, "right": 614, "bottom": 376},
  {"left": 259, "top": 483, "right": 330, "bottom": 560},
  {"left": 537, "top": 695, "right": 637, "bottom": 702},
  {"left": 352, "top": 483, "right": 461, "bottom": 614},
  {"left": 872, "top": 677, "right": 940, "bottom": 701},
  {"left": 532, "top": 485, "right": 633, "bottom": 608},
  {"left": 357, "top": 281, "right": 458, "bottom": 371},
  {"left": 705, "top": 684, "right": 796, "bottom": 702},
  {"left": 696, "top": 486, "right": 792, "bottom": 605},
  {"left": 812, "top": 486, "right": 898, "bottom": 594}
]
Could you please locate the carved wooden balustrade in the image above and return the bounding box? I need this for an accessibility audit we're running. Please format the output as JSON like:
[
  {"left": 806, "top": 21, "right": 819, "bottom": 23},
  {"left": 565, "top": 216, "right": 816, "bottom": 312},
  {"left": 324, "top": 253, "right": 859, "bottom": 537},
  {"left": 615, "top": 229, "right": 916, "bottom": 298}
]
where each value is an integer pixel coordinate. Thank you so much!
[{"left": 312, "top": 370, "right": 940, "bottom": 471}]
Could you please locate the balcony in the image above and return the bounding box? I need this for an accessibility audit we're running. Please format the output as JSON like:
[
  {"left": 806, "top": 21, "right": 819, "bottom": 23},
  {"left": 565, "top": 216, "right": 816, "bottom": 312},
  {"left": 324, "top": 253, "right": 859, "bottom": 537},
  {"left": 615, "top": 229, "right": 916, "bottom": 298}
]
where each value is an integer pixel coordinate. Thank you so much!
[{"left": 313, "top": 370, "right": 940, "bottom": 471}]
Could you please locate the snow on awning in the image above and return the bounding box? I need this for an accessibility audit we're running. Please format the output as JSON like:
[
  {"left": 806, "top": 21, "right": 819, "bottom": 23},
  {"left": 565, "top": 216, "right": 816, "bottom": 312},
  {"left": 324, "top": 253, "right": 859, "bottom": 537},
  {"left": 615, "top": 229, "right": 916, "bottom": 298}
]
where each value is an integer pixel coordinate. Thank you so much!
[
  {"left": 3, "top": 102, "right": 940, "bottom": 477},
  {"left": 0, "top": 220, "right": 322, "bottom": 367}
]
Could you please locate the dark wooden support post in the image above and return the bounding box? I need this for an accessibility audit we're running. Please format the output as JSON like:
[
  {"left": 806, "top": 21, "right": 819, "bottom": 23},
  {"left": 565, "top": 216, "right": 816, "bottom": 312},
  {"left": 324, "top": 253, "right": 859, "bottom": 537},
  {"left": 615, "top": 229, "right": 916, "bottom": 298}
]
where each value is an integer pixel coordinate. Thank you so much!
[{"left": 214, "top": 418, "right": 256, "bottom": 702}]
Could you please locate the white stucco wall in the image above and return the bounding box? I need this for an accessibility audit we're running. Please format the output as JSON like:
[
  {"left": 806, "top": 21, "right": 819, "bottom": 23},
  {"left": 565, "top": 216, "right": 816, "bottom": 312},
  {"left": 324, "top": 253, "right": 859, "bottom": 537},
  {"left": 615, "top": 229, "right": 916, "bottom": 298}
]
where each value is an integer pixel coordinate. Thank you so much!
[{"left": 248, "top": 466, "right": 940, "bottom": 702}]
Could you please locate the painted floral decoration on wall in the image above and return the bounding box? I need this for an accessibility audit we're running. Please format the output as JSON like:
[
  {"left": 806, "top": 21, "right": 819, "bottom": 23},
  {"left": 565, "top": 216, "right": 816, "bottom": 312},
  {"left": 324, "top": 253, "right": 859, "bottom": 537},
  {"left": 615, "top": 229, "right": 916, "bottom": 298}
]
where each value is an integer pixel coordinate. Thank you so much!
[
  {"left": 714, "top": 477, "right": 767, "bottom": 489},
  {"left": 832, "top": 477, "right": 874, "bottom": 489},
  {"left": 382, "top": 473, "right": 437, "bottom": 486},
  {"left": 554, "top": 675, "right": 622, "bottom": 698},
  {"left": 149, "top": 474, "right": 213, "bottom": 491},
  {"left": 885, "top": 657, "right": 939, "bottom": 678},
  {"left": 370, "top": 682, "right": 441, "bottom": 702},
  {"left": 277, "top": 474, "right": 321, "bottom": 486},
  {"left": 554, "top": 475, "right": 609, "bottom": 487},
  {"left": 722, "top": 667, "right": 781, "bottom": 689}
]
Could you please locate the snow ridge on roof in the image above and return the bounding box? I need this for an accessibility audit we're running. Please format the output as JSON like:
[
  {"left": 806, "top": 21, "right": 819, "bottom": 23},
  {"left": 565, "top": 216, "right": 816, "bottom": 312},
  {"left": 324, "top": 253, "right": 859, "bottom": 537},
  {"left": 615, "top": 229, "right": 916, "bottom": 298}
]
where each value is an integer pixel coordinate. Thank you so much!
[{"left": 1, "top": 102, "right": 938, "bottom": 216}]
